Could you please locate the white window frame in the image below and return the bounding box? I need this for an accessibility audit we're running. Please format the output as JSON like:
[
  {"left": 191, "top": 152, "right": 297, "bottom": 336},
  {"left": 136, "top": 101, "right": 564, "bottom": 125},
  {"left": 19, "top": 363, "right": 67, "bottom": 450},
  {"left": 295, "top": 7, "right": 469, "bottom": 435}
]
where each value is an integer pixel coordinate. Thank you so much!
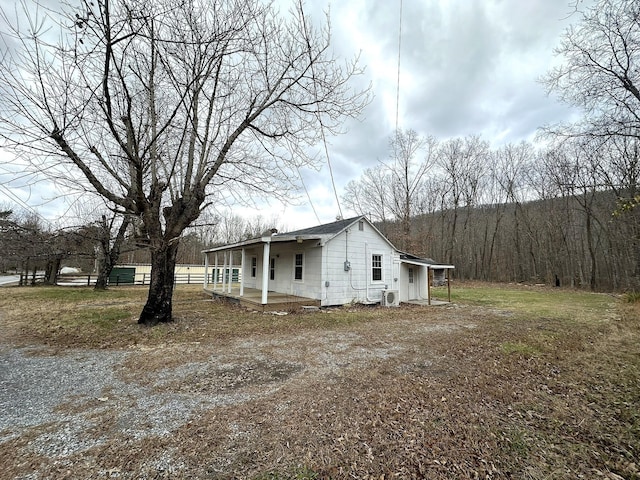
[
  {"left": 371, "top": 253, "right": 383, "bottom": 282},
  {"left": 250, "top": 256, "right": 257, "bottom": 278},
  {"left": 270, "top": 257, "right": 276, "bottom": 281},
  {"left": 293, "top": 252, "right": 304, "bottom": 282}
]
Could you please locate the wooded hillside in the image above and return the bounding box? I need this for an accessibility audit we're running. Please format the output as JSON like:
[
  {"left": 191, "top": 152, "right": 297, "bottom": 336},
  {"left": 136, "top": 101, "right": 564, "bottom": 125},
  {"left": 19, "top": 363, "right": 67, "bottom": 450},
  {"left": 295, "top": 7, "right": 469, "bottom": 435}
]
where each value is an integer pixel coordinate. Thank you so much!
[{"left": 377, "top": 188, "right": 638, "bottom": 291}]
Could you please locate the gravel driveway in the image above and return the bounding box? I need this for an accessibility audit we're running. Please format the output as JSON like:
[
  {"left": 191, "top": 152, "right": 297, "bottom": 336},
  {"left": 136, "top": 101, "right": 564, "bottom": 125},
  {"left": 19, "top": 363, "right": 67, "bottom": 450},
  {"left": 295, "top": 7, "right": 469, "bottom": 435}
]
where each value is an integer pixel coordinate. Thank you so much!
[
  {"left": 0, "top": 345, "right": 235, "bottom": 461},
  {"left": 0, "top": 322, "right": 461, "bottom": 478}
]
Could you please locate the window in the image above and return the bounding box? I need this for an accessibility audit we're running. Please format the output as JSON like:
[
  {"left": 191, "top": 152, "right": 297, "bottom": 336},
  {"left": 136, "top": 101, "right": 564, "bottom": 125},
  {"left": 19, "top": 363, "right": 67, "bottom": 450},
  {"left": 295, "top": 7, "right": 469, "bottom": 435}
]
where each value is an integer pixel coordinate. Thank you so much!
[
  {"left": 372, "top": 254, "right": 382, "bottom": 281},
  {"left": 408, "top": 267, "right": 414, "bottom": 284},
  {"left": 358, "top": 220, "right": 364, "bottom": 231},
  {"left": 270, "top": 257, "right": 276, "bottom": 281},
  {"left": 250, "top": 257, "right": 257, "bottom": 278},
  {"left": 294, "top": 253, "right": 304, "bottom": 281}
]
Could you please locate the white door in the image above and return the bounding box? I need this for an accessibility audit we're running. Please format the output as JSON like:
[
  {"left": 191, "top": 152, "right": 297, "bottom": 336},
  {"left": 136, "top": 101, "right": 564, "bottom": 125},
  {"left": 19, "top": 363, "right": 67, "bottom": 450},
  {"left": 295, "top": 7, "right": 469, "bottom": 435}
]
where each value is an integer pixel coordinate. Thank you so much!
[{"left": 408, "top": 267, "right": 417, "bottom": 300}]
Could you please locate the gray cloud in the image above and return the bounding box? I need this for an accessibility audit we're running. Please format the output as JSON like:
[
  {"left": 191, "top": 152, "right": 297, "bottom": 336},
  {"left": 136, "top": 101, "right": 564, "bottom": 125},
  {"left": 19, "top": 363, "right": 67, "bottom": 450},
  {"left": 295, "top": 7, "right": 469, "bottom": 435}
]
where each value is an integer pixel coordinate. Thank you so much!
[{"left": 0, "top": 0, "right": 596, "bottom": 228}]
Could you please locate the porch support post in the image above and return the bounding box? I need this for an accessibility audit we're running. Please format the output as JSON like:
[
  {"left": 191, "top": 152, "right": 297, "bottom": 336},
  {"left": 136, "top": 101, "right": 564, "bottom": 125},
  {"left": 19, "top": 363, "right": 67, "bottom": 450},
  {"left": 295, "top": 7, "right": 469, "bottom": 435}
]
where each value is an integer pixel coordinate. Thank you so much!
[
  {"left": 213, "top": 252, "right": 219, "bottom": 291},
  {"left": 240, "top": 248, "right": 245, "bottom": 297},
  {"left": 447, "top": 268, "right": 451, "bottom": 302},
  {"left": 203, "top": 253, "right": 209, "bottom": 290},
  {"left": 427, "top": 266, "right": 432, "bottom": 306},
  {"left": 261, "top": 239, "right": 271, "bottom": 305},
  {"left": 222, "top": 251, "right": 228, "bottom": 293},
  {"left": 228, "top": 250, "right": 234, "bottom": 294}
]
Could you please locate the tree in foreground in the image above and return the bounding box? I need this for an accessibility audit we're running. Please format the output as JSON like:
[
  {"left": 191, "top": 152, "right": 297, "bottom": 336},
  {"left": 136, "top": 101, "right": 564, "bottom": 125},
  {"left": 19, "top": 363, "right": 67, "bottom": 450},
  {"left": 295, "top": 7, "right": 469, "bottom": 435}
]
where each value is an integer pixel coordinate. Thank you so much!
[{"left": 0, "top": 0, "right": 368, "bottom": 325}]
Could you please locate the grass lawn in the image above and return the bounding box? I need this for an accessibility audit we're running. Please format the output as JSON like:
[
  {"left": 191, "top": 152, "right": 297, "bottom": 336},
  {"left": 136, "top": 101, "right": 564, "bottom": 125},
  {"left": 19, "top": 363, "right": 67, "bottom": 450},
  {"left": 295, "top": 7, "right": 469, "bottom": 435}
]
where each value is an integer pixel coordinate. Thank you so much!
[{"left": 0, "top": 282, "right": 638, "bottom": 479}]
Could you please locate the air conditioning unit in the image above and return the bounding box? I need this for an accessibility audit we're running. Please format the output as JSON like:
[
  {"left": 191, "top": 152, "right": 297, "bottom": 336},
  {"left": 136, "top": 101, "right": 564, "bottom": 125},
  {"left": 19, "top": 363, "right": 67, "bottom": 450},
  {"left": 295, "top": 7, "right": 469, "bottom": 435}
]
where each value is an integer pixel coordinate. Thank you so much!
[{"left": 381, "top": 289, "right": 400, "bottom": 307}]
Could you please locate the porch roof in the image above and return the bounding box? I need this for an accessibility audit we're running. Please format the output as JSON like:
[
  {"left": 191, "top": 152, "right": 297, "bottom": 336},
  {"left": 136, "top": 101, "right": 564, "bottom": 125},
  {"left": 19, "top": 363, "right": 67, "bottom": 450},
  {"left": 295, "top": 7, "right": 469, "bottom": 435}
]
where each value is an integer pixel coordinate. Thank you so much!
[
  {"left": 399, "top": 253, "right": 455, "bottom": 270},
  {"left": 201, "top": 233, "right": 323, "bottom": 254}
]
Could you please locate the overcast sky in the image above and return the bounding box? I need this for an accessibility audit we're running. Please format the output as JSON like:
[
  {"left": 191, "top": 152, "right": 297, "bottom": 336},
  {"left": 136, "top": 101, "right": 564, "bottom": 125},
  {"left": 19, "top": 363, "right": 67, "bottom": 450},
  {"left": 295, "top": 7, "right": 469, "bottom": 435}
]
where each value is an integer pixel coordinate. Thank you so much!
[{"left": 0, "top": 0, "right": 591, "bottom": 230}]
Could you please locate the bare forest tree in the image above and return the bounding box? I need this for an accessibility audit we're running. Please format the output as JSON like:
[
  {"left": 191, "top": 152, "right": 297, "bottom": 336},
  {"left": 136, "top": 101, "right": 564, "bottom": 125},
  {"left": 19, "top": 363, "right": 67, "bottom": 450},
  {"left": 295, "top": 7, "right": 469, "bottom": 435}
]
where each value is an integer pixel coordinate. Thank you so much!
[
  {"left": 341, "top": 128, "right": 436, "bottom": 248},
  {"left": 0, "top": 209, "right": 51, "bottom": 279},
  {"left": 543, "top": 0, "right": 640, "bottom": 287},
  {"left": 0, "top": 208, "right": 95, "bottom": 283},
  {"left": 0, "top": 0, "right": 369, "bottom": 325},
  {"left": 435, "top": 135, "right": 489, "bottom": 265},
  {"left": 543, "top": 0, "right": 640, "bottom": 138},
  {"left": 388, "top": 129, "right": 437, "bottom": 250},
  {"left": 342, "top": 165, "right": 392, "bottom": 224}
]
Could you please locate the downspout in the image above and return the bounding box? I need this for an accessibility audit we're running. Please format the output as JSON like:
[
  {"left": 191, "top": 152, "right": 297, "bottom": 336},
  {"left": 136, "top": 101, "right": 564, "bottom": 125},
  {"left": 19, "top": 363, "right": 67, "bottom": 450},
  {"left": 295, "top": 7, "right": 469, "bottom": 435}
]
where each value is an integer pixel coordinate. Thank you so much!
[
  {"left": 322, "top": 239, "right": 328, "bottom": 303},
  {"left": 365, "top": 241, "right": 368, "bottom": 302},
  {"left": 347, "top": 239, "right": 377, "bottom": 303}
]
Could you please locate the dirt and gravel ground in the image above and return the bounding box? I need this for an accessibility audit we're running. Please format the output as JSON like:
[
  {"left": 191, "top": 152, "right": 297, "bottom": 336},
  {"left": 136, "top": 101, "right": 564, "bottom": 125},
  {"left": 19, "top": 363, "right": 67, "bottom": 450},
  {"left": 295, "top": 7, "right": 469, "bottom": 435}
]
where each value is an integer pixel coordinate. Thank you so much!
[{"left": 0, "top": 285, "right": 638, "bottom": 479}]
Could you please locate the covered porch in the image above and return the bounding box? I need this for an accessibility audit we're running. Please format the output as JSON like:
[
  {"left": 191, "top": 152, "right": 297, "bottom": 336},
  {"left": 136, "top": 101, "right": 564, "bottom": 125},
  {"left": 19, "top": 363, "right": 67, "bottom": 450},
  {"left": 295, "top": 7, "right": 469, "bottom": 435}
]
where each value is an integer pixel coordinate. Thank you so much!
[
  {"left": 202, "top": 230, "right": 324, "bottom": 311},
  {"left": 399, "top": 253, "right": 455, "bottom": 305},
  {"left": 203, "top": 285, "right": 320, "bottom": 311}
]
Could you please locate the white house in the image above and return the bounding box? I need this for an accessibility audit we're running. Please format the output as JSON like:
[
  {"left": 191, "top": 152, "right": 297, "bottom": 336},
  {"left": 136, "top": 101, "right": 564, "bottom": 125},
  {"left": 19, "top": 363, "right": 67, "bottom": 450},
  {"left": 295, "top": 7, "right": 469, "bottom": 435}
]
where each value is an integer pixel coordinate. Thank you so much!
[{"left": 202, "top": 216, "right": 454, "bottom": 309}]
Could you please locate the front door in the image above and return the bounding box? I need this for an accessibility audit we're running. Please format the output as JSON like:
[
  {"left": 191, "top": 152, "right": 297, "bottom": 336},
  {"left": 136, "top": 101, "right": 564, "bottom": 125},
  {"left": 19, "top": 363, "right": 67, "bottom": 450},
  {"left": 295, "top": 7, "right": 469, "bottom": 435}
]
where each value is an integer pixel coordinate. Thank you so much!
[{"left": 408, "top": 267, "right": 417, "bottom": 300}]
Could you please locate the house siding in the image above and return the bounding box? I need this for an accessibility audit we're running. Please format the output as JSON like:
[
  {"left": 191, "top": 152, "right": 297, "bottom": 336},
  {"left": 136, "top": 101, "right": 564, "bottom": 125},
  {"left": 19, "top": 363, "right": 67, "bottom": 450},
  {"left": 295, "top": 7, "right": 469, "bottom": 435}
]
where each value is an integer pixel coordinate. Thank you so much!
[
  {"left": 242, "top": 248, "right": 260, "bottom": 290},
  {"left": 267, "top": 242, "right": 323, "bottom": 298},
  {"left": 321, "top": 222, "right": 399, "bottom": 306},
  {"left": 238, "top": 243, "right": 324, "bottom": 300}
]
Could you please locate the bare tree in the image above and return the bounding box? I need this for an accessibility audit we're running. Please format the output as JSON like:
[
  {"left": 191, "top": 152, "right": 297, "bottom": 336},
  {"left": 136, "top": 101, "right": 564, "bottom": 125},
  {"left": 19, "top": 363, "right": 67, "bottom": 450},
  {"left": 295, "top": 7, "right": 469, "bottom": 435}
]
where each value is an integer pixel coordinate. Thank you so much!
[
  {"left": 342, "top": 165, "right": 392, "bottom": 224},
  {"left": 0, "top": 0, "right": 368, "bottom": 325},
  {"left": 543, "top": 138, "right": 607, "bottom": 289},
  {"left": 435, "top": 135, "right": 489, "bottom": 265},
  {"left": 387, "top": 129, "right": 437, "bottom": 250},
  {"left": 543, "top": 0, "right": 640, "bottom": 138},
  {"left": 92, "top": 213, "right": 131, "bottom": 290},
  {"left": 342, "top": 129, "right": 437, "bottom": 248}
]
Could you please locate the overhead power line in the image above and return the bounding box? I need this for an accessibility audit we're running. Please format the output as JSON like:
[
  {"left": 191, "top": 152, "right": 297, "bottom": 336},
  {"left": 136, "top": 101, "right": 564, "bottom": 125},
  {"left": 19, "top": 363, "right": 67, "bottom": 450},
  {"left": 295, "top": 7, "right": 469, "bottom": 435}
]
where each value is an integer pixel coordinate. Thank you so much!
[
  {"left": 395, "top": 0, "right": 404, "bottom": 135},
  {"left": 0, "top": 183, "right": 53, "bottom": 227}
]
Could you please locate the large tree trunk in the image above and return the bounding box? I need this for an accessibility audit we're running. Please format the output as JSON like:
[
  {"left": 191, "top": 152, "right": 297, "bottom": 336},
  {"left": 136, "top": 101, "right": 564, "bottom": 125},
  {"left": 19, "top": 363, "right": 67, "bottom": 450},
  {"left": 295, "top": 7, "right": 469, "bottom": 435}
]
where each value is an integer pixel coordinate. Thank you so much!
[{"left": 138, "top": 241, "right": 179, "bottom": 326}]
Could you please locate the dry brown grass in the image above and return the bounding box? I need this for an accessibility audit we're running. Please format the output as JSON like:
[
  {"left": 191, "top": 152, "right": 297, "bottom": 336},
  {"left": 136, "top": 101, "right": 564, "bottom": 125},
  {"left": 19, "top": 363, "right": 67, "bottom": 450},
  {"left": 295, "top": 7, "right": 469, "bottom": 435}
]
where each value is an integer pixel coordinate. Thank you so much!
[{"left": 0, "top": 283, "right": 638, "bottom": 479}]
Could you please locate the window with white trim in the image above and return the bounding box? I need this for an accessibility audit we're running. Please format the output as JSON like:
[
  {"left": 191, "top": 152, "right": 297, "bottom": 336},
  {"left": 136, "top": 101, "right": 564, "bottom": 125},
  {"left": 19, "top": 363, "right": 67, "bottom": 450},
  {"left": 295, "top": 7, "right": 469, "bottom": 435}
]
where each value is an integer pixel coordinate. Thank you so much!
[
  {"left": 372, "top": 254, "right": 383, "bottom": 281},
  {"left": 270, "top": 257, "right": 276, "bottom": 281},
  {"left": 250, "top": 256, "right": 257, "bottom": 278},
  {"left": 408, "top": 267, "right": 414, "bottom": 284},
  {"left": 294, "top": 253, "right": 304, "bottom": 281}
]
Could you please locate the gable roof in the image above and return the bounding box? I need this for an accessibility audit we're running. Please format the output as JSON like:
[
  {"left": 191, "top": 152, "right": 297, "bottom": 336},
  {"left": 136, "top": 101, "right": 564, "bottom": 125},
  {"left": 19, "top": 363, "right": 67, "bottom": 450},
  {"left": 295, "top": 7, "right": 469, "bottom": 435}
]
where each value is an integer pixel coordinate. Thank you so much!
[
  {"left": 284, "top": 216, "right": 363, "bottom": 237},
  {"left": 202, "top": 216, "right": 454, "bottom": 270},
  {"left": 202, "top": 215, "right": 396, "bottom": 253}
]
